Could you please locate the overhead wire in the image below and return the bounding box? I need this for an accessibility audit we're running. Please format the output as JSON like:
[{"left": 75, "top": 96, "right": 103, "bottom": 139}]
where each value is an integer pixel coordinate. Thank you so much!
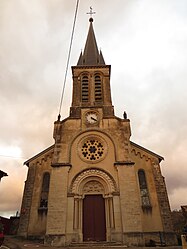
[
  {"left": 0, "top": 2, "right": 80, "bottom": 160},
  {"left": 58, "top": 0, "right": 80, "bottom": 116},
  {"left": 0, "top": 154, "right": 26, "bottom": 160}
]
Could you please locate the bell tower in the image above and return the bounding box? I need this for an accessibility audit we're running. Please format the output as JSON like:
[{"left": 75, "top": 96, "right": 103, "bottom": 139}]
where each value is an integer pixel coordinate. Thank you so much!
[{"left": 70, "top": 17, "right": 114, "bottom": 118}]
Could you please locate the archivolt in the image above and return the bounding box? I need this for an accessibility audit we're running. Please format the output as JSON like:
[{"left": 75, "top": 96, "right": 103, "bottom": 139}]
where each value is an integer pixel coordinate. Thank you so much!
[{"left": 69, "top": 168, "right": 118, "bottom": 195}]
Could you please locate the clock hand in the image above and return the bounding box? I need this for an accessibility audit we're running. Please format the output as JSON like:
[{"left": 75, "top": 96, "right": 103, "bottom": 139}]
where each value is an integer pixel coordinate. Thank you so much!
[{"left": 91, "top": 117, "right": 97, "bottom": 121}]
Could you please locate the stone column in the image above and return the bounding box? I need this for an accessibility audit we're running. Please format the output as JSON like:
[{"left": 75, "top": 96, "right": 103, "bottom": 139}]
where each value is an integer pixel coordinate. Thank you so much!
[
  {"left": 182, "top": 235, "right": 187, "bottom": 249},
  {"left": 112, "top": 194, "right": 122, "bottom": 241}
]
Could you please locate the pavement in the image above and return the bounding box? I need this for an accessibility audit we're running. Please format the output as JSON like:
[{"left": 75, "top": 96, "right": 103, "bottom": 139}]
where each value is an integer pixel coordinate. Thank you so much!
[
  {"left": 2, "top": 236, "right": 45, "bottom": 249},
  {"left": 1, "top": 236, "right": 183, "bottom": 249}
]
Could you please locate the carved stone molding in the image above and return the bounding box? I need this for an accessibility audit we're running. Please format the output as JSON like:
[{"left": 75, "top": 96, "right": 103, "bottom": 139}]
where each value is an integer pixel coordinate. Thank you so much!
[
  {"left": 131, "top": 148, "right": 151, "bottom": 162},
  {"left": 69, "top": 168, "right": 118, "bottom": 195},
  {"left": 83, "top": 180, "right": 104, "bottom": 194},
  {"left": 114, "top": 161, "right": 135, "bottom": 166},
  {"left": 51, "top": 163, "right": 72, "bottom": 168}
]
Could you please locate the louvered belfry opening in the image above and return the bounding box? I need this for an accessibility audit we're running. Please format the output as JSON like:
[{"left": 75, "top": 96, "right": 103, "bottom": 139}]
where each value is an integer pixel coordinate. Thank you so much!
[
  {"left": 95, "top": 75, "right": 102, "bottom": 102},
  {"left": 81, "top": 75, "right": 89, "bottom": 102}
]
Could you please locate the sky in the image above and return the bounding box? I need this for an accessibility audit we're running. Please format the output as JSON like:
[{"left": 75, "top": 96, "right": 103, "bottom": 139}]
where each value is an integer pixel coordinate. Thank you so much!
[{"left": 0, "top": 0, "right": 187, "bottom": 218}]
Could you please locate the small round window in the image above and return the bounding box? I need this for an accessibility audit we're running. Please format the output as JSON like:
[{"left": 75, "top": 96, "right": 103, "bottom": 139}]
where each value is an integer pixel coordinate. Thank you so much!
[{"left": 78, "top": 136, "right": 107, "bottom": 163}]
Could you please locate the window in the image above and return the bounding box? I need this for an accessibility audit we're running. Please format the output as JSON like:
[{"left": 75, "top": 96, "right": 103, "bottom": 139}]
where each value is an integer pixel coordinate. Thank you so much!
[
  {"left": 138, "top": 170, "right": 151, "bottom": 207},
  {"left": 81, "top": 139, "right": 104, "bottom": 161},
  {"left": 94, "top": 75, "right": 102, "bottom": 102},
  {"left": 78, "top": 135, "right": 108, "bottom": 163},
  {"left": 81, "top": 75, "right": 89, "bottom": 102},
  {"left": 40, "top": 172, "right": 50, "bottom": 208}
]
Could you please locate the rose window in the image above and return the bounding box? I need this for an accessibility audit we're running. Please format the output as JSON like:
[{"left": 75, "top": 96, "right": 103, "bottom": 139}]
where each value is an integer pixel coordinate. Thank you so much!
[{"left": 78, "top": 136, "right": 107, "bottom": 163}]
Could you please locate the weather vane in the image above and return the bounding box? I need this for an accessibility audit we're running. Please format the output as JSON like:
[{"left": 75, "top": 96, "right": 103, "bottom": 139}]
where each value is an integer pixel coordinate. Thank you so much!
[{"left": 87, "top": 7, "right": 96, "bottom": 18}]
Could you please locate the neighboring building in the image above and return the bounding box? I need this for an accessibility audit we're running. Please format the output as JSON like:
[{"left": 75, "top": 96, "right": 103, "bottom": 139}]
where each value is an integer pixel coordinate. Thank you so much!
[
  {"left": 181, "top": 206, "right": 187, "bottom": 229},
  {"left": 0, "top": 216, "right": 11, "bottom": 235},
  {"left": 181, "top": 206, "right": 187, "bottom": 221},
  {"left": 0, "top": 170, "right": 8, "bottom": 182},
  {"left": 18, "top": 18, "right": 176, "bottom": 246},
  {"left": 0, "top": 216, "right": 20, "bottom": 235},
  {"left": 171, "top": 209, "right": 186, "bottom": 245}
]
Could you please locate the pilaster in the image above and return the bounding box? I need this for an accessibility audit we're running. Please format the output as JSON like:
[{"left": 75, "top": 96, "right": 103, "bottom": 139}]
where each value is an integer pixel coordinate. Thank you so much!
[
  {"left": 116, "top": 163, "right": 142, "bottom": 235},
  {"left": 46, "top": 165, "right": 71, "bottom": 245}
]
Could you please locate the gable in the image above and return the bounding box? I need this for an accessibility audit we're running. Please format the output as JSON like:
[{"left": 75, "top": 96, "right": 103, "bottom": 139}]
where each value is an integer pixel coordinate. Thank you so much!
[
  {"left": 24, "top": 145, "right": 54, "bottom": 166},
  {"left": 130, "top": 141, "right": 164, "bottom": 163}
]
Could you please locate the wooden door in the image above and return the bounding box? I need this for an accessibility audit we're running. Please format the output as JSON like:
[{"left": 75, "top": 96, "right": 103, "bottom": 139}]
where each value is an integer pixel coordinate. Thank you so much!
[{"left": 83, "top": 194, "right": 106, "bottom": 241}]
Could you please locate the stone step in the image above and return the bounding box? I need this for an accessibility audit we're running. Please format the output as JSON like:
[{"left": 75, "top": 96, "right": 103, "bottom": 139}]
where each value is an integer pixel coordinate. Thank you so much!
[
  {"left": 68, "top": 247, "right": 127, "bottom": 249},
  {"left": 69, "top": 242, "right": 126, "bottom": 248}
]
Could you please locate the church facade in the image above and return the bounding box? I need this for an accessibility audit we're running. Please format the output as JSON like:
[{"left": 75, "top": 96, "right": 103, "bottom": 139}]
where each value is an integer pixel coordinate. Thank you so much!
[{"left": 18, "top": 18, "right": 176, "bottom": 246}]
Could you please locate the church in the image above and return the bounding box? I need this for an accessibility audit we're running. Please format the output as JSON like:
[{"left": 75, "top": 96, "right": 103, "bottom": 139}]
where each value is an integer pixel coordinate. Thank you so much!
[{"left": 18, "top": 17, "right": 176, "bottom": 246}]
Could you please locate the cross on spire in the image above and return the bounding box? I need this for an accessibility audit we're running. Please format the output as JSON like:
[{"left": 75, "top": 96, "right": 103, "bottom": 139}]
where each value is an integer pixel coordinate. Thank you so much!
[{"left": 87, "top": 7, "right": 96, "bottom": 21}]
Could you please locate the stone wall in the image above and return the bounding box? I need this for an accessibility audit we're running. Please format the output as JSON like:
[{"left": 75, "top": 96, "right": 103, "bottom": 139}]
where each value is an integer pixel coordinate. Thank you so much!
[{"left": 18, "top": 165, "right": 36, "bottom": 236}]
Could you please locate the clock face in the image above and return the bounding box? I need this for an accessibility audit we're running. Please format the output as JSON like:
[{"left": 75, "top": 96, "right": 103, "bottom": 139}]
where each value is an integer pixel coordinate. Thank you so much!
[{"left": 85, "top": 111, "right": 99, "bottom": 124}]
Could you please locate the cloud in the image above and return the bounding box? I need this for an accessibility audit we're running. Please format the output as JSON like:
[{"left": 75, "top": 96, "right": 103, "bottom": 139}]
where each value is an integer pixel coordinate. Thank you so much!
[
  {"left": 0, "top": 159, "right": 27, "bottom": 216},
  {"left": 0, "top": 0, "right": 187, "bottom": 217}
]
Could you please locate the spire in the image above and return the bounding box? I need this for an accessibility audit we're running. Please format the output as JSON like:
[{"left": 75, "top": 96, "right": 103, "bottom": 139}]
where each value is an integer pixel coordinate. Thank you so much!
[{"left": 77, "top": 18, "right": 105, "bottom": 66}]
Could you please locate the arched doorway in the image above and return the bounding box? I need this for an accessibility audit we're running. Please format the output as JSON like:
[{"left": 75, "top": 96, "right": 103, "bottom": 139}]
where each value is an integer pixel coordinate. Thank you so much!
[
  {"left": 70, "top": 168, "right": 118, "bottom": 242},
  {"left": 83, "top": 194, "right": 106, "bottom": 241}
]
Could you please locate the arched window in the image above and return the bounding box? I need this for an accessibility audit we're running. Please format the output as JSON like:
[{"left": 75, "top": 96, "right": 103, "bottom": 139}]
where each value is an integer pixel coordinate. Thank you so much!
[
  {"left": 40, "top": 172, "right": 50, "bottom": 208},
  {"left": 94, "top": 75, "right": 102, "bottom": 102},
  {"left": 81, "top": 75, "right": 89, "bottom": 102},
  {"left": 138, "top": 170, "right": 151, "bottom": 207}
]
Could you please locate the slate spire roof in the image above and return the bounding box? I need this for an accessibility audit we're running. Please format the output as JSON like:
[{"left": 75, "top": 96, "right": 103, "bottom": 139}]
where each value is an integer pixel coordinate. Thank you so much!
[{"left": 77, "top": 18, "right": 105, "bottom": 66}]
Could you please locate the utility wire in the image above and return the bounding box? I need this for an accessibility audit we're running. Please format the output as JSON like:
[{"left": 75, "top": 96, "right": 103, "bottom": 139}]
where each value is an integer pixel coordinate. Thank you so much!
[
  {"left": 0, "top": 154, "right": 26, "bottom": 160},
  {"left": 0, "top": 2, "right": 80, "bottom": 162},
  {"left": 58, "top": 0, "right": 80, "bottom": 115}
]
